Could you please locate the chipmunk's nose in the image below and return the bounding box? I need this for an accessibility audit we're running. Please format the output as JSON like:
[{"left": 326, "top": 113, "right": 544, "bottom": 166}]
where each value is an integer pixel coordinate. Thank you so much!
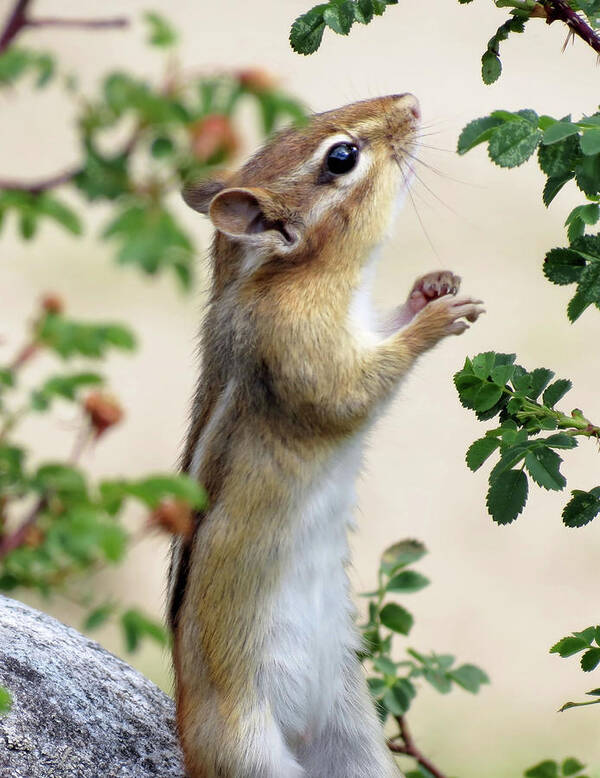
[{"left": 392, "top": 93, "right": 421, "bottom": 121}]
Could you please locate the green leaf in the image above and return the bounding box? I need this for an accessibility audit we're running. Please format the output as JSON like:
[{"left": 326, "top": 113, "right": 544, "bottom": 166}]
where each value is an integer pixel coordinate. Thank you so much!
[
  {"left": 0, "top": 686, "right": 12, "bottom": 715},
  {"left": 37, "top": 313, "right": 136, "bottom": 359},
  {"left": 386, "top": 570, "right": 430, "bottom": 593},
  {"left": 580, "top": 648, "right": 600, "bottom": 671},
  {"left": 83, "top": 603, "right": 115, "bottom": 631},
  {"left": 454, "top": 373, "right": 503, "bottom": 412},
  {"left": 144, "top": 11, "right": 178, "bottom": 47},
  {"left": 562, "top": 489, "right": 600, "bottom": 528},
  {"left": 323, "top": 0, "right": 355, "bottom": 34},
  {"left": 32, "top": 372, "right": 103, "bottom": 409},
  {"left": 525, "top": 447, "right": 565, "bottom": 491},
  {"left": 449, "top": 664, "right": 490, "bottom": 693},
  {"left": 543, "top": 122, "right": 580, "bottom": 144},
  {"left": 575, "top": 153, "right": 600, "bottom": 198},
  {"left": 380, "top": 603, "right": 414, "bottom": 635},
  {"left": 367, "top": 677, "right": 387, "bottom": 698},
  {"left": 423, "top": 667, "right": 452, "bottom": 694},
  {"left": 466, "top": 437, "right": 501, "bottom": 471},
  {"left": 543, "top": 173, "right": 574, "bottom": 206},
  {"left": 290, "top": 5, "right": 328, "bottom": 54},
  {"left": 380, "top": 539, "right": 426, "bottom": 575},
  {"left": 542, "top": 379, "right": 572, "bottom": 408},
  {"left": 488, "top": 120, "right": 542, "bottom": 168},
  {"left": 481, "top": 51, "right": 501, "bottom": 85},
  {"left": 120, "top": 608, "right": 169, "bottom": 652},
  {"left": 354, "top": 0, "right": 374, "bottom": 24},
  {"left": 550, "top": 636, "right": 591, "bottom": 657},
  {"left": 538, "top": 134, "right": 580, "bottom": 178},
  {"left": 486, "top": 468, "right": 528, "bottom": 524},
  {"left": 372, "top": 656, "right": 396, "bottom": 676},
  {"left": 544, "top": 433, "right": 578, "bottom": 450},
  {"left": 528, "top": 368, "right": 554, "bottom": 400},
  {"left": 543, "top": 249, "right": 586, "bottom": 286},
  {"left": 562, "top": 759, "right": 585, "bottom": 776},
  {"left": 567, "top": 289, "right": 586, "bottom": 324},
  {"left": 457, "top": 116, "right": 503, "bottom": 154},
  {"left": 580, "top": 128, "right": 600, "bottom": 155},
  {"left": 567, "top": 203, "right": 600, "bottom": 227},
  {"left": 35, "top": 194, "right": 82, "bottom": 235},
  {"left": 525, "top": 761, "right": 559, "bottom": 778},
  {"left": 34, "top": 463, "right": 87, "bottom": 499},
  {"left": 151, "top": 136, "right": 175, "bottom": 158},
  {"left": 382, "top": 680, "right": 412, "bottom": 715}
]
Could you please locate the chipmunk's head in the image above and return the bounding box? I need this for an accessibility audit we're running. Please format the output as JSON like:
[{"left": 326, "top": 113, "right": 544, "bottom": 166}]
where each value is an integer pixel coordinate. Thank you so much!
[{"left": 183, "top": 94, "right": 420, "bottom": 278}]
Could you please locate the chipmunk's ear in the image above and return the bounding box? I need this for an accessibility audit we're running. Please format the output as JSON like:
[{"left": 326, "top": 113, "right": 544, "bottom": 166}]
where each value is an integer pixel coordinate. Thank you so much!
[
  {"left": 182, "top": 179, "right": 226, "bottom": 215},
  {"left": 208, "top": 187, "right": 300, "bottom": 251}
]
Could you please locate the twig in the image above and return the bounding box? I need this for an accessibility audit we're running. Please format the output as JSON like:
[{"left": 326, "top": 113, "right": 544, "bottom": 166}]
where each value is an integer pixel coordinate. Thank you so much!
[
  {"left": 0, "top": 495, "right": 47, "bottom": 559},
  {"left": 0, "top": 0, "right": 128, "bottom": 53},
  {"left": 26, "top": 17, "right": 128, "bottom": 31},
  {"left": 388, "top": 716, "right": 448, "bottom": 778},
  {"left": 0, "top": 167, "right": 81, "bottom": 194},
  {"left": 540, "top": 0, "right": 600, "bottom": 56}
]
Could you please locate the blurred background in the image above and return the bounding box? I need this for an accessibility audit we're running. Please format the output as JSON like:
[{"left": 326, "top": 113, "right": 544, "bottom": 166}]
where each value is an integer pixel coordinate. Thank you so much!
[{"left": 2, "top": 1, "right": 600, "bottom": 775}]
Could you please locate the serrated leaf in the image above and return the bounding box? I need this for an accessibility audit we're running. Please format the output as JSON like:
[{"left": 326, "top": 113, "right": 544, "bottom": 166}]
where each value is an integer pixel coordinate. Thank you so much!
[
  {"left": 525, "top": 447, "right": 565, "bottom": 491},
  {"left": 457, "top": 116, "right": 503, "bottom": 155},
  {"left": 562, "top": 489, "right": 600, "bottom": 528},
  {"left": 323, "top": 0, "right": 355, "bottom": 34},
  {"left": 488, "top": 121, "right": 542, "bottom": 168},
  {"left": 575, "top": 153, "right": 600, "bottom": 198},
  {"left": 454, "top": 373, "right": 504, "bottom": 412},
  {"left": 481, "top": 51, "right": 501, "bottom": 85},
  {"left": 543, "top": 173, "right": 574, "bottom": 206},
  {"left": 466, "top": 437, "right": 501, "bottom": 472},
  {"left": 486, "top": 468, "right": 528, "bottom": 524},
  {"left": 386, "top": 570, "right": 430, "bottom": 593},
  {"left": 550, "top": 636, "right": 591, "bottom": 657},
  {"left": 290, "top": 5, "right": 328, "bottom": 54},
  {"left": 542, "top": 379, "right": 572, "bottom": 408},
  {"left": 380, "top": 603, "right": 413, "bottom": 635},
  {"left": 543, "top": 433, "right": 577, "bottom": 450},
  {"left": 449, "top": 664, "right": 490, "bottom": 693},
  {"left": 354, "top": 0, "right": 374, "bottom": 24},
  {"left": 543, "top": 248, "right": 586, "bottom": 285},
  {"left": 528, "top": 368, "right": 554, "bottom": 400},
  {"left": 538, "top": 133, "right": 580, "bottom": 177},
  {"left": 581, "top": 648, "right": 600, "bottom": 671}
]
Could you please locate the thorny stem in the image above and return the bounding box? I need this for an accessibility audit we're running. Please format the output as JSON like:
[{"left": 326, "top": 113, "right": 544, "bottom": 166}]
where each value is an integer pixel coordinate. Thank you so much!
[
  {"left": 388, "top": 716, "right": 448, "bottom": 778},
  {"left": 0, "top": 0, "right": 128, "bottom": 53},
  {"left": 538, "top": 0, "right": 600, "bottom": 56}
]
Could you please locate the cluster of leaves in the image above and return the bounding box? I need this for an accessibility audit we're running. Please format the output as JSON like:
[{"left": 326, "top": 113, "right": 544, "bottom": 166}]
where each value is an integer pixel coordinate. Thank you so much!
[
  {"left": 454, "top": 351, "right": 600, "bottom": 526},
  {"left": 459, "top": 108, "right": 600, "bottom": 320},
  {"left": 0, "top": 300, "right": 205, "bottom": 655},
  {"left": 459, "top": 0, "right": 600, "bottom": 85},
  {"left": 0, "top": 12, "right": 305, "bottom": 287},
  {"left": 290, "top": 0, "right": 398, "bottom": 54},
  {"left": 359, "top": 540, "right": 489, "bottom": 733},
  {"left": 524, "top": 759, "right": 590, "bottom": 778},
  {"left": 551, "top": 627, "right": 600, "bottom": 711}
]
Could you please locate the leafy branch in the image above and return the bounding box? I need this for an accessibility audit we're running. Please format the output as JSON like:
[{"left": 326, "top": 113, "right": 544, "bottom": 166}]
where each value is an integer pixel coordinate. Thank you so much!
[
  {"left": 361, "top": 541, "right": 488, "bottom": 776},
  {"left": 455, "top": 351, "right": 599, "bottom": 526},
  {"left": 551, "top": 627, "right": 600, "bottom": 711}
]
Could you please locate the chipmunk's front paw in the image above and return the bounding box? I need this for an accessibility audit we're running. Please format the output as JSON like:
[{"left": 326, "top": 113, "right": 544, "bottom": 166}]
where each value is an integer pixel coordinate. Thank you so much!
[
  {"left": 409, "top": 269, "right": 460, "bottom": 310},
  {"left": 427, "top": 294, "right": 485, "bottom": 336}
]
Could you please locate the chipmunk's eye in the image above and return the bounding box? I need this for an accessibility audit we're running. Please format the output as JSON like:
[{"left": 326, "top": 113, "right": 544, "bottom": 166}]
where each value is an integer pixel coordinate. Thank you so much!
[{"left": 325, "top": 143, "right": 359, "bottom": 175}]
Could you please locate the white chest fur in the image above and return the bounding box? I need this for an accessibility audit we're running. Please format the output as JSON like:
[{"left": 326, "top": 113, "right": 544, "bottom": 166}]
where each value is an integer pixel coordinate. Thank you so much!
[{"left": 264, "top": 438, "right": 366, "bottom": 745}]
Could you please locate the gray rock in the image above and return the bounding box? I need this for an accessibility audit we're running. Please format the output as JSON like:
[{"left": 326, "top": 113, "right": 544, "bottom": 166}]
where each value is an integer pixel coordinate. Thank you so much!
[{"left": 0, "top": 595, "right": 185, "bottom": 777}]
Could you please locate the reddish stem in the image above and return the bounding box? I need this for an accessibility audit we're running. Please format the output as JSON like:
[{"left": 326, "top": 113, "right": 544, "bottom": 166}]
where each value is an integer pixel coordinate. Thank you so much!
[
  {"left": 0, "top": 0, "right": 30, "bottom": 52},
  {"left": 0, "top": 496, "right": 47, "bottom": 559},
  {"left": 388, "top": 716, "right": 448, "bottom": 778},
  {"left": 0, "top": 167, "right": 81, "bottom": 195},
  {"left": 542, "top": 0, "right": 600, "bottom": 56},
  {"left": 26, "top": 17, "right": 128, "bottom": 30}
]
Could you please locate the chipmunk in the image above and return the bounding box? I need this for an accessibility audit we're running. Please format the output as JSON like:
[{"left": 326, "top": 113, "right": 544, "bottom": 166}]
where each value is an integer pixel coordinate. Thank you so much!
[{"left": 169, "top": 93, "right": 484, "bottom": 778}]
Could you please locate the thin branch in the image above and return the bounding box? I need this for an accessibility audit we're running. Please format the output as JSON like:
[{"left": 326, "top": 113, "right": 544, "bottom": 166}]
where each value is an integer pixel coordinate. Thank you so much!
[
  {"left": 540, "top": 0, "right": 600, "bottom": 56},
  {"left": 26, "top": 17, "right": 128, "bottom": 31},
  {"left": 0, "top": 0, "right": 31, "bottom": 52},
  {"left": 0, "top": 495, "right": 47, "bottom": 559},
  {"left": 388, "top": 716, "right": 448, "bottom": 778},
  {"left": 0, "top": 0, "right": 128, "bottom": 54},
  {"left": 0, "top": 166, "right": 81, "bottom": 194}
]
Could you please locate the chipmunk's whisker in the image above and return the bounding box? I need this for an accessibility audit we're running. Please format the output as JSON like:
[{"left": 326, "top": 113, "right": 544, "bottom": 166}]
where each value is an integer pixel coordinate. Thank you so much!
[{"left": 395, "top": 157, "right": 439, "bottom": 258}]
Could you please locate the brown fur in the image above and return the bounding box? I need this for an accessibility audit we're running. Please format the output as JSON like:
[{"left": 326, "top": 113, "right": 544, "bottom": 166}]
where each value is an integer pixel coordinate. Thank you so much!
[{"left": 170, "top": 94, "right": 483, "bottom": 778}]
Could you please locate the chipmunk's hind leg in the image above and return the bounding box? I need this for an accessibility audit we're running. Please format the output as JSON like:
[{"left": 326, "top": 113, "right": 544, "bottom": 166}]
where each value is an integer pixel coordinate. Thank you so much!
[{"left": 298, "top": 659, "right": 400, "bottom": 778}]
